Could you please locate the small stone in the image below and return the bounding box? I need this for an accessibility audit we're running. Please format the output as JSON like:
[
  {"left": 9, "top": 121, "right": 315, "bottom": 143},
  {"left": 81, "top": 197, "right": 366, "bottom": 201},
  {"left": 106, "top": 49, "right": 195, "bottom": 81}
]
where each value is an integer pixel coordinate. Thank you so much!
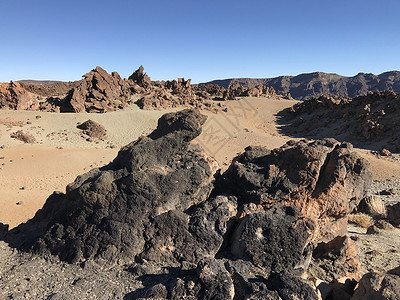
[
  {"left": 375, "top": 220, "right": 395, "bottom": 230},
  {"left": 366, "top": 250, "right": 381, "bottom": 256},
  {"left": 16, "top": 201, "right": 24, "bottom": 205},
  {"left": 366, "top": 225, "right": 380, "bottom": 234},
  {"left": 380, "top": 188, "right": 396, "bottom": 195},
  {"left": 380, "top": 148, "right": 392, "bottom": 156}
]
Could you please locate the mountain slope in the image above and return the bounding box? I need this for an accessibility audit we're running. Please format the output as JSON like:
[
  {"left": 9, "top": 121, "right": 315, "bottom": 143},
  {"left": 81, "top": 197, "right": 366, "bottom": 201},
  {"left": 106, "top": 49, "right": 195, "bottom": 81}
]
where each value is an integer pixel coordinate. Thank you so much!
[{"left": 200, "top": 71, "right": 400, "bottom": 99}]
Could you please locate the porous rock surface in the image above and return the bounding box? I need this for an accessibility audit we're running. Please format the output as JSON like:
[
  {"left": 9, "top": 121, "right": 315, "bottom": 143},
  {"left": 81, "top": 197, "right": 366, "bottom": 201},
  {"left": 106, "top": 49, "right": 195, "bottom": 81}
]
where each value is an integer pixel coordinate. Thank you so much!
[
  {"left": 1, "top": 110, "right": 374, "bottom": 299},
  {"left": 8, "top": 109, "right": 217, "bottom": 266},
  {"left": 215, "top": 138, "right": 372, "bottom": 242}
]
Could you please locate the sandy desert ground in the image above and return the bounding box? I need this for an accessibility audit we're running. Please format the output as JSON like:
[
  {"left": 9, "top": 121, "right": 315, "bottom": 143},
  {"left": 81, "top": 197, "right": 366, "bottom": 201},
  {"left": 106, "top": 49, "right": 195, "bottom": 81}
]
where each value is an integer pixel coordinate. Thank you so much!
[{"left": 0, "top": 96, "right": 399, "bottom": 275}]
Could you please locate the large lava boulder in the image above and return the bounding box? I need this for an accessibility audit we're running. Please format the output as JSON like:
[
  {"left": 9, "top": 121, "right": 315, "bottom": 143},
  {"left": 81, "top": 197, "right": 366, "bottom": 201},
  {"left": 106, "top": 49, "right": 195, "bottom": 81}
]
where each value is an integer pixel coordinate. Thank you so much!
[
  {"left": 216, "top": 138, "right": 372, "bottom": 242},
  {"left": 10, "top": 109, "right": 219, "bottom": 266}
]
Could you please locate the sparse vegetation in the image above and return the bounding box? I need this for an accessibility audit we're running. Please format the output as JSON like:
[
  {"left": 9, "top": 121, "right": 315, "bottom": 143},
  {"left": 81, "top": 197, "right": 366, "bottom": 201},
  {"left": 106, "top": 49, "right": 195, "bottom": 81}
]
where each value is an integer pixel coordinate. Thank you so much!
[{"left": 348, "top": 213, "right": 375, "bottom": 228}]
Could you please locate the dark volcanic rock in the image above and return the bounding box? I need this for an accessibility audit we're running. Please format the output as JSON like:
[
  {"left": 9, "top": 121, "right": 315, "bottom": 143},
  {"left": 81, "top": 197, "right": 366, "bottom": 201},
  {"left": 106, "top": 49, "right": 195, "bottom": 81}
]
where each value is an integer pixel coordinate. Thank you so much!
[
  {"left": 2, "top": 110, "right": 375, "bottom": 298},
  {"left": 387, "top": 202, "right": 400, "bottom": 226},
  {"left": 267, "top": 271, "right": 319, "bottom": 300},
  {"left": 230, "top": 206, "right": 315, "bottom": 275},
  {"left": 216, "top": 138, "right": 372, "bottom": 242},
  {"left": 9, "top": 109, "right": 217, "bottom": 266}
]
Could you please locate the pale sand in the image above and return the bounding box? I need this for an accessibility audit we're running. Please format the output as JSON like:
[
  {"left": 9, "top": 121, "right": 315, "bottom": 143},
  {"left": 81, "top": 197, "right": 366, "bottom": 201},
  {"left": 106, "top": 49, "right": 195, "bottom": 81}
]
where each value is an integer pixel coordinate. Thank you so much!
[{"left": 1, "top": 96, "right": 400, "bottom": 230}]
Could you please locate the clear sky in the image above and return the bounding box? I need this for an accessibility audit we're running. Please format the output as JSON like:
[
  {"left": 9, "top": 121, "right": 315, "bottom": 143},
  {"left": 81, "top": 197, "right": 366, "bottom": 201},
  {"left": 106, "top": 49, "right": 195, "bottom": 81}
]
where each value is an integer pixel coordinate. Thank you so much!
[{"left": 1, "top": 0, "right": 399, "bottom": 83}]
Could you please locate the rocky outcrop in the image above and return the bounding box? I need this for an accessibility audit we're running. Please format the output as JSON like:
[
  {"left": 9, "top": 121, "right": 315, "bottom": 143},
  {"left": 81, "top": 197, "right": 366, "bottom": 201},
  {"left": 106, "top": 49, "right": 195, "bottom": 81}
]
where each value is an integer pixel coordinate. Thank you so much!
[
  {"left": 284, "top": 91, "right": 400, "bottom": 152},
  {"left": 231, "top": 205, "right": 315, "bottom": 274},
  {"left": 387, "top": 202, "right": 400, "bottom": 226},
  {"left": 215, "top": 139, "right": 372, "bottom": 242},
  {"left": 0, "top": 81, "right": 34, "bottom": 110},
  {"left": 309, "top": 236, "right": 361, "bottom": 284},
  {"left": 136, "top": 74, "right": 222, "bottom": 112},
  {"left": 19, "top": 80, "right": 78, "bottom": 97},
  {"left": 201, "top": 71, "right": 400, "bottom": 100},
  {"left": 128, "top": 65, "right": 151, "bottom": 92},
  {"left": 223, "top": 80, "right": 276, "bottom": 100},
  {"left": 352, "top": 266, "right": 400, "bottom": 300},
  {"left": 192, "top": 83, "right": 226, "bottom": 99},
  {"left": 8, "top": 109, "right": 217, "bottom": 266},
  {"left": 67, "top": 66, "right": 132, "bottom": 113},
  {"left": 2, "top": 110, "right": 374, "bottom": 298}
]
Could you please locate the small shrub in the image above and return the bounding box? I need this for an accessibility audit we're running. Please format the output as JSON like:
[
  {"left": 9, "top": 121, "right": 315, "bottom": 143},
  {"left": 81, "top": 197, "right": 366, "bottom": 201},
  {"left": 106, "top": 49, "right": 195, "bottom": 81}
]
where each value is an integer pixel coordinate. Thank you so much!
[
  {"left": 10, "top": 130, "right": 36, "bottom": 143},
  {"left": 348, "top": 213, "right": 375, "bottom": 228}
]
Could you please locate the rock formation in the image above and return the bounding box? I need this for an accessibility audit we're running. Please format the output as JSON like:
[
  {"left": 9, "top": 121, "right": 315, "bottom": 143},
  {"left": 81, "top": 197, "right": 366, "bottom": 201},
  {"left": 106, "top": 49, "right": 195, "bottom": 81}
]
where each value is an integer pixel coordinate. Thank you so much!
[
  {"left": 201, "top": 70, "right": 400, "bottom": 100},
  {"left": 2, "top": 110, "right": 373, "bottom": 299},
  {"left": 223, "top": 80, "right": 276, "bottom": 100},
  {"left": 135, "top": 74, "right": 222, "bottom": 111},
  {"left": 192, "top": 83, "right": 226, "bottom": 99},
  {"left": 352, "top": 265, "right": 400, "bottom": 300},
  {"left": 19, "top": 80, "right": 78, "bottom": 97},
  {"left": 0, "top": 81, "right": 34, "bottom": 110},
  {"left": 284, "top": 91, "right": 400, "bottom": 152},
  {"left": 77, "top": 120, "right": 107, "bottom": 140},
  {"left": 67, "top": 66, "right": 132, "bottom": 113},
  {"left": 215, "top": 139, "right": 372, "bottom": 242},
  {"left": 128, "top": 65, "right": 152, "bottom": 92}
]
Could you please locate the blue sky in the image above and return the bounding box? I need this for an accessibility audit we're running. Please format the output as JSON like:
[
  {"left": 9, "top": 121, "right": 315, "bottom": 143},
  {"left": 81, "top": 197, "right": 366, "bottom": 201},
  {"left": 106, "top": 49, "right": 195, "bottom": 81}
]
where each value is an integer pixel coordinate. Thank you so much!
[{"left": 1, "top": 0, "right": 399, "bottom": 83}]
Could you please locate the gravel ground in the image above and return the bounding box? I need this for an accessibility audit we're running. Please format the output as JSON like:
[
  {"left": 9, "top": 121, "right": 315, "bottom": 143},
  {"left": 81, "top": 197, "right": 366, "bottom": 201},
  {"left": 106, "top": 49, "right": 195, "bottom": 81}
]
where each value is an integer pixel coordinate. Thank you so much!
[{"left": 0, "top": 241, "right": 140, "bottom": 300}]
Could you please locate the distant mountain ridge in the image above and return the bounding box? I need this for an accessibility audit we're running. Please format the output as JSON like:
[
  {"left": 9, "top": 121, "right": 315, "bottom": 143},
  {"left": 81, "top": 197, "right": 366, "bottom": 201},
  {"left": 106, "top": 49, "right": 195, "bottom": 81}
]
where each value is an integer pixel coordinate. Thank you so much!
[{"left": 200, "top": 71, "right": 400, "bottom": 99}]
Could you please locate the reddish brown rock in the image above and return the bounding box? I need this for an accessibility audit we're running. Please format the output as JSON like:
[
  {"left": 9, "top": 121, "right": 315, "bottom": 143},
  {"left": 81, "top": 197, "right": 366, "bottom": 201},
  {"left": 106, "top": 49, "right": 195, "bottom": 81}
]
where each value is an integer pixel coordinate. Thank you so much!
[
  {"left": 216, "top": 139, "right": 372, "bottom": 242},
  {"left": 223, "top": 80, "right": 276, "bottom": 100},
  {"left": 352, "top": 269, "right": 400, "bottom": 300},
  {"left": 375, "top": 220, "right": 395, "bottom": 230},
  {"left": 67, "top": 67, "right": 131, "bottom": 113},
  {"left": 0, "top": 81, "right": 34, "bottom": 110},
  {"left": 310, "top": 236, "right": 361, "bottom": 285},
  {"left": 135, "top": 70, "right": 221, "bottom": 112},
  {"left": 128, "top": 65, "right": 151, "bottom": 91},
  {"left": 77, "top": 120, "right": 106, "bottom": 140},
  {"left": 19, "top": 80, "right": 77, "bottom": 97}
]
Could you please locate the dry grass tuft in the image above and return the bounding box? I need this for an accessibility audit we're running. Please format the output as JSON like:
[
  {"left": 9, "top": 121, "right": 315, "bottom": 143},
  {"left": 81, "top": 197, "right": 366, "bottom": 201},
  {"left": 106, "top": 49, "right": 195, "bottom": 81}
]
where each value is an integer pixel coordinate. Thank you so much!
[{"left": 348, "top": 213, "right": 375, "bottom": 228}]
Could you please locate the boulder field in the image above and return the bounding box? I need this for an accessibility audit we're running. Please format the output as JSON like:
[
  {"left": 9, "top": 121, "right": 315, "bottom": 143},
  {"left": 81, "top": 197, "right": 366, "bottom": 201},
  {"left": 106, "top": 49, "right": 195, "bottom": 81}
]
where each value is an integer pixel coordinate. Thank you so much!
[{"left": 2, "top": 109, "right": 398, "bottom": 299}]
